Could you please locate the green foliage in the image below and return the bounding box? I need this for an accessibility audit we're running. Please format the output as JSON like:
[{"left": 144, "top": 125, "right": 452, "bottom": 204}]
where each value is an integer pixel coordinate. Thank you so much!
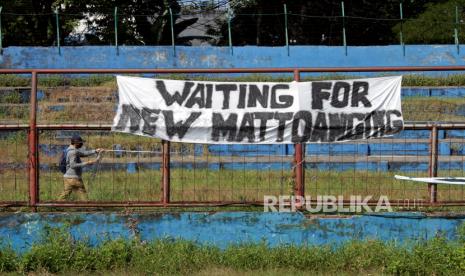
[
  {"left": 1, "top": 92, "right": 21, "bottom": 104},
  {"left": 0, "top": 0, "right": 84, "bottom": 47},
  {"left": 91, "top": 239, "right": 132, "bottom": 270},
  {"left": 21, "top": 225, "right": 74, "bottom": 272},
  {"left": 0, "top": 247, "right": 18, "bottom": 272},
  {"left": 209, "top": 0, "right": 429, "bottom": 46},
  {"left": 0, "top": 0, "right": 198, "bottom": 46},
  {"left": 393, "top": 0, "right": 465, "bottom": 44},
  {"left": 0, "top": 223, "right": 464, "bottom": 274},
  {"left": 131, "top": 239, "right": 221, "bottom": 274},
  {"left": 384, "top": 236, "right": 462, "bottom": 275}
]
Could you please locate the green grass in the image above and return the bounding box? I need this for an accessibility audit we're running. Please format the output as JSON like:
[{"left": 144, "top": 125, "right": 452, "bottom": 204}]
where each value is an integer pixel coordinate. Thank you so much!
[
  {"left": 0, "top": 74, "right": 116, "bottom": 87},
  {"left": 1, "top": 223, "right": 465, "bottom": 275},
  {"left": 402, "top": 96, "right": 465, "bottom": 121},
  {"left": 2, "top": 168, "right": 464, "bottom": 203}
]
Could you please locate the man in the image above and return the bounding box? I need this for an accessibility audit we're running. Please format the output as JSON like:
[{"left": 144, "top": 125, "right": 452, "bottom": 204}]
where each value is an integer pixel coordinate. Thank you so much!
[{"left": 59, "top": 135, "right": 104, "bottom": 200}]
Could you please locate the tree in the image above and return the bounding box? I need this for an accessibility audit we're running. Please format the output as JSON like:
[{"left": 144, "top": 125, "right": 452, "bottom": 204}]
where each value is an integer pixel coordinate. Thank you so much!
[
  {"left": 0, "top": 0, "right": 82, "bottom": 46},
  {"left": 208, "top": 0, "right": 435, "bottom": 46},
  {"left": 55, "top": 0, "right": 198, "bottom": 46},
  {"left": 0, "top": 0, "right": 198, "bottom": 46},
  {"left": 393, "top": 0, "right": 465, "bottom": 44}
]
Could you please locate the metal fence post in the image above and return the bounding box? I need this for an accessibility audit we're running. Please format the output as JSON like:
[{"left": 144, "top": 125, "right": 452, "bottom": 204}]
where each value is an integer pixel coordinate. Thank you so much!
[
  {"left": 293, "top": 70, "right": 304, "bottom": 202},
  {"left": 227, "top": 8, "right": 233, "bottom": 55},
  {"left": 162, "top": 140, "right": 171, "bottom": 206},
  {"left": 341, "top": 1, "right": 347, "bottom": 56},
  {"left": 455, "top": 5, "right": 460, "bottom": 55},
  {"left": 29, "top": 72, "right": 39, "bottom": 210},
  {"left": 55, "top": 8, "right": 61, "bottom": 55},
  {"left": 284, "top": 4, "right": 289, "bottom": 56},
  {"left": 429, "top": 125, "right": 438, "bottom": 203},
  {"left": 169, "top": 8, "right": 176, "bottom": 57},
  {"left": 114, "top": 6, "right": 119, "bottom": 56},
  {"left": 399, "top": 2, "right": 405, "bottom": 56}
]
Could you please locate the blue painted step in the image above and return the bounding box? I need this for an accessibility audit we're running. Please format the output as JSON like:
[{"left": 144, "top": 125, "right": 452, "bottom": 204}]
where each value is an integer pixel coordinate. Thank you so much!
[
  {"left": 445, "top": 129, "right": 465, "bottom": 138},
  {"left": 18, "top": 159, "right": 465, "bottom": 172},
  {"left": 388, "top": 162, "right": 429, "bottom": 172},
  {"left": 221, "top": 162, "right": 292, "bottom": 170},
  {"left": 48, "top": 105, "right": 65, "bottom": 112},
  {"left": 38, "top": 144, "right": 67, "bottom": 157},
  {"left": 306, "top": 144, "right": 369, "bottom": 156},
  {"left": 208, "top": 144, "right": 293, "bottom": 156},
  {"left": 401, "top": 87, "right": 465, "bottom": 98},
  {"left": 368, "top": 143, "right": 450, "bottom": 156},
  {"left": 430, "top": 87, "right": 465, "bottom": 97},
  {"left": 402, "top": 87, "right": 430, "bottom": 97},
  {"left": 37, "top": 142, "right": 455, "bottom": 157}
]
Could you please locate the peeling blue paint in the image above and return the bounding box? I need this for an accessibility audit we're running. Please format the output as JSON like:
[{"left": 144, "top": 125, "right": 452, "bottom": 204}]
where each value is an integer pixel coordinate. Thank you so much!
[
  {"left": 2, "top": 45, "right": 465, "bottom": 71},
  {"left": 0, "top": 212, "right": 464, "bottom": 253}
]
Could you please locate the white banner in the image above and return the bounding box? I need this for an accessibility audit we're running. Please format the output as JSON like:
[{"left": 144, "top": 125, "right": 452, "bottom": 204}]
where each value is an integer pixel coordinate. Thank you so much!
[{"left": 112, "top": 75, "right": 403, "bottom": 144}]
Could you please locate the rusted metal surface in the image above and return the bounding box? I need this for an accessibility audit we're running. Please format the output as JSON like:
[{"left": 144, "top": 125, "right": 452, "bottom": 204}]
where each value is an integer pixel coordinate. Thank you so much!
[
  {"left": 293, "top": 70, "right": 305, "bottom": 200},
  {"left": 28, "top": 72, "right": 38, "bottom": 209},
  {"left": 32, "top": 200, "right": 465, "bottom": 208},
  {"left": 3, "top": 65, "right": 465, "bottom": 74},
  {"left": 162, "top": 140, "right": 171, "bottom": 205},
  {"left": 2, "top": 122, "right": 465, "bottom": 131}
]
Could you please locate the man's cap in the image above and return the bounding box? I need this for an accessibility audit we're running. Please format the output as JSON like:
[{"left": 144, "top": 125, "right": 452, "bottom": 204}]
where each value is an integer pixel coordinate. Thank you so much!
[{"left": 71, "top": 135, "right": 85, "bottom": 144}]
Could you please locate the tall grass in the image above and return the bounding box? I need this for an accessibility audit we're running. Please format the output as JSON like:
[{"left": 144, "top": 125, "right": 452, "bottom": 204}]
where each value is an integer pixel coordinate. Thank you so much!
[
  {"left": 1, "top": 223, "right": 465, "bottom": 275},
  {"left": 2, "top": 167, "right": 464, "bottom": 204}
]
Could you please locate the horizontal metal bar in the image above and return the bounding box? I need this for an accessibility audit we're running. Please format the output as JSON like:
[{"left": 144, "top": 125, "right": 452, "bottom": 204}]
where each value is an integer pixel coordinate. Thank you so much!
[
  {"left": 404, "top": 122, "right": 465, "bottom": 130},
  {"left": 29, "top": 200, "right": 465, "bottom": 208},
  {"left": 36, "top": 201, "right": 261, "bottom": 207},
  {"left": 0, "top": 202, "right": 28, "bottom": 207},
  {"left": 37, "top": 124, "right": 112, "bottom": 130},
  {"left": 0, "top": 124, "right": 29, "bottom": 130},
  {"left": 2, "top": 122, "right": 465, "bottom": 132},
  {"left": 1, "top": 122, "right": 465, "bottom": 130},
  {"left": 0, "top": 66, "right": 465, "bottom": 74}
]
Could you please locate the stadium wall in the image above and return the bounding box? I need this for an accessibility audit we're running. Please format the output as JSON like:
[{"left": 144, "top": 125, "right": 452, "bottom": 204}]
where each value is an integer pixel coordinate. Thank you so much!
[
  {"left": 1, "top": 212, "right": 463, "bottom": 253},
  {"left": 1, "top": 45, "right": 464, "bottom": 69}
]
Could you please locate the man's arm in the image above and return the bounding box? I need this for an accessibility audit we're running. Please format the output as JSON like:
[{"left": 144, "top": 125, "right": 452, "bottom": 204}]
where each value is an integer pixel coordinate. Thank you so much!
[
  {"left": 77, "top": 148, "right": 104, "bottom": 157},
  {"left": 77, "top": 148, "right": 97, "bottom": 157},
  {"left": 68, "top": 150, "right": 89, "bottom": 169}
]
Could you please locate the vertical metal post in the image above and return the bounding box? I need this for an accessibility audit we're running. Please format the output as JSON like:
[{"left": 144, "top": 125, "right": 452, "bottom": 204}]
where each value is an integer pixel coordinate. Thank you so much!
[
  {"left": 29, "top": 72, "right": 39, "bottom": 210},
  {"left": 399, "top": 2, "right": 405, "bottom": 56},
  {"left": 429, "top": 125, "right": 438, "bottom": 203},
  {"left": 293, "top": 70, "right": 304, "bottom": 202},
  {"left": 0, "top": 6, "right": 3, "bottom": 55},
  {"left": 284, "top": 4, "right": 289, "bottom": 56},
  {"left": 341, "top": 1, "right": 347, "bottom": 56},
  {"left": 169, "top": 8, "right": 176, "bottom": 57},
  {"left": 455, "top": 5, "right": 460, "bottom": 55},
  {"left": 227, "top": 8, "right": 233, "bottom": 55},
  {"left": 162, "top": 140, "right": 170, "bottom": 206},
  {"left": 114, "top": 7, "right": 119, "bottom": 56},
  {"left": 55, "top": 8, "right": 61, "bottom": 55}
]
